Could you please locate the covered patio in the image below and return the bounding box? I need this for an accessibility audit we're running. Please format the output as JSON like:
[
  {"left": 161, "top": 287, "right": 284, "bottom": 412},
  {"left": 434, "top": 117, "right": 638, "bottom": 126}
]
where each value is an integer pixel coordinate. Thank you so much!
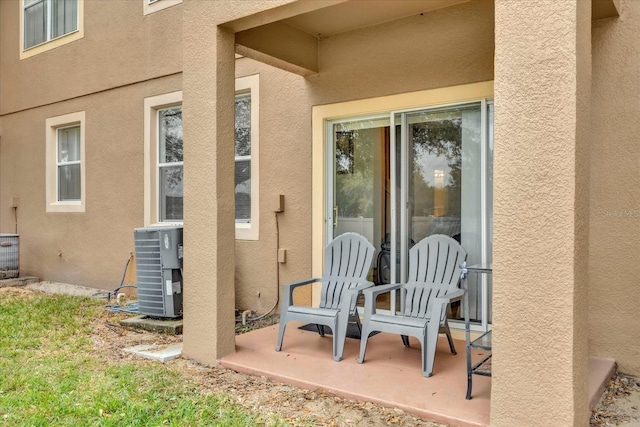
[
  {"left": 220, "top": 321, "right": 616, "bottom": 426},
  {"left": 183, "top": 1, "right": 622, "bottom": 425}
]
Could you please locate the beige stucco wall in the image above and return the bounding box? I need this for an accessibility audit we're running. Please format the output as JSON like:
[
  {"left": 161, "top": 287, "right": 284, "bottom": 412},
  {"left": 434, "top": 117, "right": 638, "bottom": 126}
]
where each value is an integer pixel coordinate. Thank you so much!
[
  {"left": 590, "top": 0, "right": 640, "bottom": 375},
  {"left": 492, "top": 0, "right": 591, "bottom": 425},
  {"left": 0, "top": 0, "right": 183, "bottom": 288},
  {"left": 0, "top": 0, "right": 182, "bottom": 114},
  {"left": 0, "top": 74, "right": 182, "bottom": 286}
]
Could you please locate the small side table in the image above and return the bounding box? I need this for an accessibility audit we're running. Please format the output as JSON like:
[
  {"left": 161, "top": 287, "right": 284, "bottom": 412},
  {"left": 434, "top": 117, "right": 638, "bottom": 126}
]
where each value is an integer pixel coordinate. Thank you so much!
[{"left": 464, "top": 263, "right": 492, "bottom": 400}]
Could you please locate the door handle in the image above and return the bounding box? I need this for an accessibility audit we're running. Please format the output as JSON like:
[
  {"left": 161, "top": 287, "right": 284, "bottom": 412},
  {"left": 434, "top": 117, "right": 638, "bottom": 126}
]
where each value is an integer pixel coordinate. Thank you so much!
[{"left": 333, "top": 205, "right": 338, "bottom": 227}]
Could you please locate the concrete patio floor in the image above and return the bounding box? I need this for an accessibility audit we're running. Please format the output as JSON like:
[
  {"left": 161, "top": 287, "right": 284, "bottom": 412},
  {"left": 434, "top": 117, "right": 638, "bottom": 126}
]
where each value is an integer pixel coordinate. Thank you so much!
[
  {"left": 221, "top": 321, "right": 492, "bottom": 427},
  {"left": 220, "top": 321, "right": 616, "bottom": 427}
]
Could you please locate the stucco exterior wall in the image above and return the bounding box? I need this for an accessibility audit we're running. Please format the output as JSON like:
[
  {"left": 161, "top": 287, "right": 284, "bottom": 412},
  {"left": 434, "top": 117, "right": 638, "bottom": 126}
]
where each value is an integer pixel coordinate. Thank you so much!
[
  {"left": 0, "top": 0, "right": 182, "bottom": 114},
  {"left": 590, "top": 0, "right": 640, "bottom": 375},
  {"left": 492, "top": 0, "right": 591, "bottom": 425},
  {"left": 308, "top": 0, "right": 494, "bottom": 104},
  {"left": 234, "top": 59, "right": 312, "bottom": 313},
  {"left": 0, "top": 74, "right": 182, "bottom": 287}
]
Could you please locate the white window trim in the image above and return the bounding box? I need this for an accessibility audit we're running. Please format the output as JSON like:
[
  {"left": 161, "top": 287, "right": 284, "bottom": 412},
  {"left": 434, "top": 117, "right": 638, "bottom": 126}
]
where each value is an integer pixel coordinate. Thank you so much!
[
  {"left": 235, "top": 75, "right": 260, "bottom": 241},
  {"left": 20, "top": 0, "right": 84, "bottom": 60},
  {"left": 143, "top": 0, "right": 181, "bottom": 16},
  {"left": 144, "top": 91, "right": 183, "bottom": 227},
  {"left": 46, "top": 111, "right": 86, "bottom": 213}
]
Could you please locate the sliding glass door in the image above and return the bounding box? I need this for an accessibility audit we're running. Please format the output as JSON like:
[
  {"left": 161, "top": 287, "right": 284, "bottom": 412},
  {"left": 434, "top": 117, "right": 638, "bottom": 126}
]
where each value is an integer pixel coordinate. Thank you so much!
[{"left": 326, "top": 100, "right": 493, "bottom": 330}]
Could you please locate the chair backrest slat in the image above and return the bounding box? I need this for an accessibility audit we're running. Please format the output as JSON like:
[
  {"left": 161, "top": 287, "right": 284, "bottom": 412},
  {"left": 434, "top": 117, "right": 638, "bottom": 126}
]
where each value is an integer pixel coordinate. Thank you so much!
[{"left": 320, "top": 233, "right": 375, "bottom": 310}]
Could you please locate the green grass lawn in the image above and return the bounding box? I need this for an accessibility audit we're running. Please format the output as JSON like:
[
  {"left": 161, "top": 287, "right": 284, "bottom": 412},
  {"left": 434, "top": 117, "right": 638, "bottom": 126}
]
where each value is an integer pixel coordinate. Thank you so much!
[{"left": 0, "top": 291, "right": 277, "bottom": 426}]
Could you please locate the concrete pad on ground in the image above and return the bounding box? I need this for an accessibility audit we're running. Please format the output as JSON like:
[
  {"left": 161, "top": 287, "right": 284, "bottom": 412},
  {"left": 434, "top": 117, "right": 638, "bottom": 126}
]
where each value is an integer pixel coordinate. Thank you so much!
[
  {"left": 25, "top": 281, "right": 103, "bottom": 297},
  {"left": 120, "top": 315, "right": 183, "bottom": 335},
  {"left": 0, "top": 276, "right": 39, "bottom": 288},
  {"left": 123, "top": 343, "right": 183, "bottom": 362}
]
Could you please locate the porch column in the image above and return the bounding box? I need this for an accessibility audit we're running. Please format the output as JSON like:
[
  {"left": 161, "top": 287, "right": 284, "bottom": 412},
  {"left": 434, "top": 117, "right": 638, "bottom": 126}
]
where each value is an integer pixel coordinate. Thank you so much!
[
  {"left": 492, "top": 1, "right": 591, "bottom": 426},
  {"left": 182, "top": 2, "right": 237, "bottom": 364}
]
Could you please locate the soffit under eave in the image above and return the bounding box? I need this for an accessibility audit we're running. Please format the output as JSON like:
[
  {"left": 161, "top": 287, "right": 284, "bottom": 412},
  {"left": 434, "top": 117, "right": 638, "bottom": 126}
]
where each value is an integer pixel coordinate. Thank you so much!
[{"left": 592, "top": 0, "right": 620, "bottom": 21}]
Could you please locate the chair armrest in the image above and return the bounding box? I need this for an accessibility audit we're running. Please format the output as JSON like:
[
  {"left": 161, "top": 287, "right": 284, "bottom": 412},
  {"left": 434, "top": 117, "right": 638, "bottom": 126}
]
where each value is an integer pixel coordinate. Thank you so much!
[
  {"left": 338, "top": 280, "right": 375, "bottom": 314},
  {"left": 360, "top": 283, "right": 404, "bottom": 318},
  {"left": 280, "top": 278, "right": 322, "bottom": 309},
  {"left": 361, "top": 283, "right": 403, "bottom": 298},
  {"left": 434, "top": 288, "right": 465, "bottom": 304}
]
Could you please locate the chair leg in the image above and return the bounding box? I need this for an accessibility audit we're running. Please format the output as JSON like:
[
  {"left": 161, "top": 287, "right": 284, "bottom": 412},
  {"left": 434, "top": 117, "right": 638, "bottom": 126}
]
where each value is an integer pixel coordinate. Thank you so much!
[
  {"left": 333, "top": 319, "right": 345, "bottom": 362},
  {"left": 275, "top": 318, "right": 287, "bottom": 351},
  {"left": 357, "top": 323, "right": 371, "bottom": 364},
  {"left": 422, "top": 321, "right": 441, "bottom": 377},
  {"left": 401, "top": 334, "right": 410, "bottom": 347},
  {"left": 316, "top": 324, "right": 325, "bottom": 337},
  {"left": 443, "top": 320, "right": 457, "bottom": 355},
  {"left": 354, "top": 315, "right": 362, "bottom": 338}
]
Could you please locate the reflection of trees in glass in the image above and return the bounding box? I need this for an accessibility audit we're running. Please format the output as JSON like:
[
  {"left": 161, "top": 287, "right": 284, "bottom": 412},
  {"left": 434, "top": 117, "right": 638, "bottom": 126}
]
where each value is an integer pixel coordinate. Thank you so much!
[
  {"left": 235, "top": 94, "right": 251, "bottom": 221},
  {"left": 335, "top": 128, "right": 375, "bottom": 218},
  {"left": 335, "top": 132, "right": 354, "bottom": 174},
  {"left": 235, "top": 94, "right": 251, "bottom": 157},
  {"left": 410, "top": 116, "right": 462, "bottom": 217},
  {"left": 159, "top": 106, "right": 183, "bottom": 196}
]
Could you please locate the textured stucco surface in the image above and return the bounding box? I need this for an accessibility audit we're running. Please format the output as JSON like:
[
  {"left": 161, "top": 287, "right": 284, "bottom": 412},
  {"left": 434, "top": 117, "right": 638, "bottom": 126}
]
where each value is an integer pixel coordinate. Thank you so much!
[
  {"left": 0, "top": 74, "right": 182, "bottom": 287},
  {"left": 0, "top": 0, "right": 183, "bottom": 114},
  {"left": 590, "top": 0, "right": 640, "bottom": 375},
  {"left": 492, "top": 1, "right": 590, "bottom": 425}
]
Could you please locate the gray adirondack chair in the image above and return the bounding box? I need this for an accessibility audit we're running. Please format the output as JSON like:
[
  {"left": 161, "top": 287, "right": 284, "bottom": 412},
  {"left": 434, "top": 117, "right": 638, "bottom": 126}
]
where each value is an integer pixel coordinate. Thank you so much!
[
  {"left": 357, "top": 234, "right": 467, "bottom": 377},
  {"left": 276, "top": 232, "right": 375, "bottom": 362}
]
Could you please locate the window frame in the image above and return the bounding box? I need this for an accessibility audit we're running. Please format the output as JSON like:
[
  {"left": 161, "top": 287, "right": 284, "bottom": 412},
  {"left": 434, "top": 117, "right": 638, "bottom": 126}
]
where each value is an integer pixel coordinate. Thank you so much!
[
  {"left": 20, "top": 0, "right": 84, "bottom": 60},
  {"left": 46, "top": 111, "right": 86, "bottom": 213},
  {"left": 235, "top": 75, "right": 260, "bottom": 241},
  {"left": 157, "top": 105, "right": 184, "bottom": 224},
  {"left": 144, "top": 91, "right": 183, "bottom": 227},
  {"left": 143, "top": 0, "right": 181, "bottom": 16},
  {"left": 56, "top": 124, "right": 82, "bottom": 202}
]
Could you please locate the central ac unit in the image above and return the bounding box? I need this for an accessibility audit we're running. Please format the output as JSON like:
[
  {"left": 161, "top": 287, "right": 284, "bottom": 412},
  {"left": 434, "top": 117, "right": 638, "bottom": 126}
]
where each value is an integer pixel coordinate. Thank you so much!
[{"left": 134, "top": 226, "right": 183, "bottom": 318}]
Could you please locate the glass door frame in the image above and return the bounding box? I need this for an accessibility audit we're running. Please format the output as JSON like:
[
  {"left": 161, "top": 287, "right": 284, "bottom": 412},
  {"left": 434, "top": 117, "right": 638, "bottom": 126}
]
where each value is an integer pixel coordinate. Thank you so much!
[{"left": 390, "top": 99, "right": 493, "bottom": 332}]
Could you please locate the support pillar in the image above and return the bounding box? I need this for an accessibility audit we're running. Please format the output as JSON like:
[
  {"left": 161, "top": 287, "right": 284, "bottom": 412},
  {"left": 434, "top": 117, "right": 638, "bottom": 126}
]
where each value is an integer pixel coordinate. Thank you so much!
[
  {"left": 182, "top": 2, "right": 237, "bottom": 364},
  {"left": 492, "top": 0, "right": 591, "bottom": 425}
]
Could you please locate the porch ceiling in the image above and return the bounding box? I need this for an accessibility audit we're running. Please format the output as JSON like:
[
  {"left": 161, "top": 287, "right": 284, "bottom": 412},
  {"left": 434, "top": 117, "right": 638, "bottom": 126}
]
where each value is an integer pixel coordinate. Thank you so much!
[
  {"left": 231, "top": 0, "right": 619, "bottom": 76},
  {"left": 232, "top": 0, "right": 470, "bottom": 76}
]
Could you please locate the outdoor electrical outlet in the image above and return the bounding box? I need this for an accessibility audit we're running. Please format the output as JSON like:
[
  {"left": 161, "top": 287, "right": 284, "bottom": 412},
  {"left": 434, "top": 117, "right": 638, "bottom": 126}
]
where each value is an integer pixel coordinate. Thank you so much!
[
  {"left": 278, "top": 248, "right": 286, "bottom": 263},
  {"left": 272, "top": 194, "right": 285, "bottom": 213}
]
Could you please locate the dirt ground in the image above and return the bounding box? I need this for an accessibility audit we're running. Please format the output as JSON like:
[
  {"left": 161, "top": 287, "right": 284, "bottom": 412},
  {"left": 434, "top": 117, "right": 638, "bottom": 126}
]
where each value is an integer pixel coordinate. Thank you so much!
[
  {"left": 89, "top": 298, "right": 640, "bottom": 427},
  {"left": 3, "top": 287, "right": 639, "bottom": 426}
]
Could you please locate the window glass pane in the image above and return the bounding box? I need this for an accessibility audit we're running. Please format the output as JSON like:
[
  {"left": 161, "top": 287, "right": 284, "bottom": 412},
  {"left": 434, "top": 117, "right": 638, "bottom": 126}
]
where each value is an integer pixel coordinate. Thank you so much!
[
  {"left": 52, "top": 0, "right": 78, "bottom": 39},
  {"left": 57, "top": 126, "right": 80, "bottom": 162},
  {"left": 159, "top": 106, "right": 183, "bottom": 163},
  {"left": 24, "top": 0, "right": 46, "bottom": 49},
  {"left": 235, "top": 159, "right": 251, "bottom": 222},
  {"left": 235, "top": 94, "right": 251, "bottom": 157},
  {"left": 58, "top": 163, "right": 81, "bottom": 201},
  {"left": 160, "top": 165, "right": 183, "bottom": 221}
]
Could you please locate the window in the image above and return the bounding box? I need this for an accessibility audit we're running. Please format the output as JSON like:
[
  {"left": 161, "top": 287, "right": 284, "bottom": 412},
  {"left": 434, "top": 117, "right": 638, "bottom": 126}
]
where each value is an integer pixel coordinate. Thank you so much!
[
  {"left": 235, "top": 75, "right": 259, "bottom": 240},
  {"left": 143, "top": 78, "right": 259, "bottom": 237},
  {"left": 143, "top": 0, "right": 181, "bottom": 15},
  {"left": 56, "top": 125, "right": 81, "bottom": 201},
  {"left": 158, "top": 106, "right": 183, "bottom": 222},
  {"left": 23, "top": 0, "right": 80, "bottom": 50},
  {"left": 144, "top": 91, "right": 182, "bottom": 226},
  {"left": 46, "top": 111, "right": 85, "bottom": 213}
]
